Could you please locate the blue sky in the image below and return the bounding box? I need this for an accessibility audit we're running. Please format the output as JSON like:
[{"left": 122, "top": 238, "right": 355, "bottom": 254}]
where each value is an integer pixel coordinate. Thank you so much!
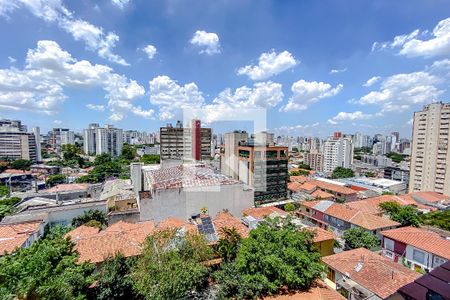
[{"left": 0, "top": 0, "right": 449, "bottom": 137}]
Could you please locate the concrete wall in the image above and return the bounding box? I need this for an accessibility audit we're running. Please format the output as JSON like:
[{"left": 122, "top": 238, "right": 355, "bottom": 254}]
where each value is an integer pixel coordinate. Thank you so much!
[
  {"left": 46, "top": 202, "right": 107, "bottom": 226},
  {"left": 139, "top": 184, "right": 254, "bottom": 222}
]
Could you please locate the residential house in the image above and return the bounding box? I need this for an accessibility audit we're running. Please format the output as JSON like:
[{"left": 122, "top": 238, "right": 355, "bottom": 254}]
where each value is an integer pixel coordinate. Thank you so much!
[
  {"left": 397, "top": 260, "right": 450, "bottom": 300},
  {"left": 322, "top": 248, "right": 420, "bottom": 300},
  {"left": 0, "top": 221, "right": 45, "bottom": 256},
  {"left": 380, "top": 226, "right": 450, "bottom": 272},
  {"left": 299, "top": 200, "right": 399, "bottom": 238},
  {"left": 264, "top": 280, "right": 345, "bottom": 300}
]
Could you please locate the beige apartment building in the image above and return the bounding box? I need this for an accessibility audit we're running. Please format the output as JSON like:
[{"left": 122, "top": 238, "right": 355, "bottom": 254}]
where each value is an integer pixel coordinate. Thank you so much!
[{"left": 409, "top": 102, "right": 450, "bottom": 196}]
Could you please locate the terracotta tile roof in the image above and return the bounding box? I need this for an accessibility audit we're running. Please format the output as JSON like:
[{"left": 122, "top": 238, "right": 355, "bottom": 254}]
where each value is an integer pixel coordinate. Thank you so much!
[
  {"left": 242, "top": 206, "right": 288, "bottom": 219},
  {"left": 322, "top": 248, "right": 420, "bottom": 299},
  {"left": 300, "top": 200, "right": 321, "bottom": 208},
  {"left": 307, "top": 227, "right": 336, "bottom": 243},
  {"left": 288, "top": 182, "right": 304, "bottom": 192},
  {"left": 213, "top": 211, "right": 250, "bottom": 238},
  {"left": 157, "top": 217, "right": 197, "bottom": 233},
  {"left": 311, "top": 190, "right": 334, "bottom": 200},
  {"left": 381, "top": 227, "right": 450, "bottom": 260},
  {"left": 346, "top": 195, "right": 416, "bottom": 215},
  {"left": 44, "top": 183, "right": 89, "bottom": 192},
  {"left": 298, "top": 182, "right": 317, "bottom": 193},
  {"left": 64, "top": 225, "right": 100, "bottom": 241},
  {"left": 408, "top": 191, "right": 450, "bottom": 203},
  {"left": 69, "top": 220, "right": 156, "bottom": 263},
  {"left": 264, "top": 280, "right": 345, "bottom": 300},
  {"left": 289, "top": 175, "right": 309, "bottom": 184},
  {"left": 2, "top": 169, "right": 32, "bottom": 174},
  {"left": 309, "top": 180, "right": 356, "bottom": 195},
  {"left": 0, "top": 221, "right": 42, "bottom": 255}
]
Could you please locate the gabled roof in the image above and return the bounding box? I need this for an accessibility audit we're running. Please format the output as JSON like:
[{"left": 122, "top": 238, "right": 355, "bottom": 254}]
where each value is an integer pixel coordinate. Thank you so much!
[
  {"left": 381, "top": 226, "right": 450, "bottom": 260},
  {"left": 264, "top": 280, "right": 345, "bottom": 300},
  {"left": 0, "top": 221, "right": 42, "bottom": 255},
  {"left": 346, "top": 195, "right": 416, "bottom": 215},
  {"left": 322, "top": 248, "right": 420, "bottom": 299},
  {"left": 308, "top": 227, "right": 336, "bottom": 243},
  {"left": 288, "top": 182, "right": 304, "bottom": 193},
  {"left": 44, "top": 183, "right": 89, "bottom": 192},
  {"left": 157, "top": 217, "right": 197, "bottom": 233},
  {"left": 64, "top": 225, "right": 99, "bottom": 241},
  {"left": 309, "top": 180, "right": 357, "bottom": 196},
  {"left": 213, "top": 211, "right": 250, "bottom": 238},
  {"left": 289, "top": 175, "right": 309, "bottom": 184},
  {"left": 242, "top": 206, "right": 288, "bottom": 220},
  {"left": 311, "top": 190, "right": 334, "bottom": 200}
]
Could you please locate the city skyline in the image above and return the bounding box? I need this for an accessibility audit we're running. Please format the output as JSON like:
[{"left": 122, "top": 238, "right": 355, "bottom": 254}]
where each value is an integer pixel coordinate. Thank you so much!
[{"left": 0, "top": 1, "right": 449, "bottom": 136}]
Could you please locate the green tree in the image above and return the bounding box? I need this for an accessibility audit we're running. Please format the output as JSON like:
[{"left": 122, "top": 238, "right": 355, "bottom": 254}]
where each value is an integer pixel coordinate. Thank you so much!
[
  {"left": 0, "top": 227, "right": 95, "bottom": 300},
  {"left": 71, "top": 209, "right": 108, "bottom": 228},
  {"left": 289, "top": 169, "right": 309, "bottom": 176},
  {"left": 379, "top": 202, "right": 420, "bottom": 227},
  {"left": 94, "top": 153, "right": 113, "bottom": 166},
  {"left": 386, "top": 152, "right": 407, "bottom": 163},
  {"left": 46, "top": 174, "right": 67, "bottom": 187},
  {"left": 214, "top": 217, "right": 324, "bottom": 298},
  {"left": 298, "top": 163, "right": 311, "bottom": 170},
  {"left": 0, "top": 184, "right": 8, "bottom": 197},
  {"left": 382, "top": 191, "right": 394, "bottom": 195},
  {"left": 11, "top": 159, "right": 32, "bottom": 171},
  {"left": 93, "top": 254, "right": 137, "bottom": 300},
  {"left": 140, "top": 154, "right": 160, "bottom": 164},
  {"left": 217, "top": 227, "right": 242, "bottom": 263},
  {"left": 132, "top": 230, "right": 213, "bottom": 300},
  {"left": 331, "top": 167, "right": 354, "bottom": 179},
  {"left": 364, "top": 171, "right": 375, "bottom": 177},
  {"left": 121, "top": 144, "right": 136, "bottom": 161},
  {"left": 0, "top": 197, "right": 20, "bottom": 221},
  {"left": 342, "top": 227, "right": 379, "bottom": 250},
  {"left": 419, "top": 210, "right": 450, "bottom": 231},
  {"left": 291, "top": 147, "right": 298, "bottom": 152},
  {"left": 284, "top": 203, "right": 296, "bottom": 212}
]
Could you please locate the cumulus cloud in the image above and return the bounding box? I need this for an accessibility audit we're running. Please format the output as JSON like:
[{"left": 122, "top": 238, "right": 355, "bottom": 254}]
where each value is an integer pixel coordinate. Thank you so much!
[
  {"left": 356, "top": 71, "right": 443, "bottom": 112},
  {"left": 86, "top": 104, "right": 105, "bottom": 111},
  {"left": 329, "top": 68, "right": 347, "bottom": 74},
  {"left": 1, "top": 0, "right": 128, "bottom": 65},
  {"left": 53, "top": 119, "right": 62, "bottom": 125},
  {"left": 363, "top": 76, "right": 381, "bottom": 87},
  {"left": 274, "top": 122, "right": 320, "bottom": 132},
  {"left": 280, "top": 79, "right": 343, "bottom": 111},
  {"left": 238, "top": 50, "right": 297, "bottom": 81},
  {"left": 141, "top": 44, "right": 157, "bottom": 59},
  {"left": 327, "top": 111, "right": 373, "bottom": 124},
  {"left": 190, "top": 30, "right": 221, "bottom": 55},
  {"left": 372, "top": 17, "right": 450, "bottom": 58},
  {"left": 111, "top": 0, "right": 130, "bottom": 9},
  {"left": 7, "top": 56, "right": 16, "bottom": 63},
  {"left": 0, "top": 40, "right": 151, "bottom": 119}
]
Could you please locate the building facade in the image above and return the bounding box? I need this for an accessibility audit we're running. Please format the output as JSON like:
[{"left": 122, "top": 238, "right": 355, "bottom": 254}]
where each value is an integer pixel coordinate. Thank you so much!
[
  {"left": 323, "top": 137, "right": 353, "bottom": 174},
  {"left": 304, "top": 151, "right": 323, "bottom": 172},
  {"left": 221, "top": 131, "right": 249, "bottom": 179},
  {"left": 0, "top": 119, "right": 39, "bottom": 163},
  {"left": 83, "top": 123, "right": 123, "bottom": 157},
  {"left": 409, "top": 102, "right": 450, "bottom": 196}
]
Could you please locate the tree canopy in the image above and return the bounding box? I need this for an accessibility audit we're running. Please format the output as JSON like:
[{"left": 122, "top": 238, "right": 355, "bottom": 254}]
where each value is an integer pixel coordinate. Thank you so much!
[
  {"left": 46, "top": 174, "right": 67, "bottom": 187},
  {"left": 132, "top": 229, "right": 213, "bottom": 300},
  {"left": 217, "top": 227, "right": 242, "bottom": 263},
  {"left": 0, "top": 197, "right": 20, "bottom": 221},
  {"left": 11, "top": 159, "right": 32, "bottom": 171},
  {"left": 290, "top": 169, "right": 310, "bottom": 176},
  {"left": 0, "top": 227, "right": 95, "bottom": 300},
  {"left": 331, "top": 167, "right": 354, "bottom": 179},
  {"left": 121, "top": 144, "right": 136, "bottom": 161},
  {"left": 342, "top": 227, "right": 379, "bottom": 250},
  {"left": 140, "top": 154, "right": 160, "bottom": 164},
  {"left": 214, "top": 217, "right": 324, "bottom": 299},
  {"left": 419, "top": 210, "right": 450, "bottom": 231},
  {"left": 386, "top": 152, "right": 407, "bottom": 163},
  {"left": 379, "top": 202, "right": 420, "bottom": 227},
  {"left": 0, "top": 184, "right": 8, "bottom": 197},
  {"left": 71, "top": 209, "right": 108, "bottom": 228}
]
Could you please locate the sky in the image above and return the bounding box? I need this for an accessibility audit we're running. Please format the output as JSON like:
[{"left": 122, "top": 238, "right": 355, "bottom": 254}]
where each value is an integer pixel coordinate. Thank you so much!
[{"left": 0, "top": 0, "right": 449, "bottom": 138}]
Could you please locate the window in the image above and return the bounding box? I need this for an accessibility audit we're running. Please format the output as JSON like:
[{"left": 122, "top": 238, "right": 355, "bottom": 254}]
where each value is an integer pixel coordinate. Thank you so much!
[
  {"left": 384, "top": 251, "right": 394, "bottom": 259},
  {"left": 384, "top": 238, "right": 394, "bottom": 251},
  {"left": 413, "top": 249, "right": 425, "bottom": 264},
  {"left": 434, "top": 256, "right": 446, "bottom": 268}
]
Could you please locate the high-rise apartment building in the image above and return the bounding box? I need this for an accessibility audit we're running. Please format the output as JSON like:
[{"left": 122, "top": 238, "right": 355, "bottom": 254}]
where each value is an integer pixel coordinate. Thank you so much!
[
  {"left": 221, "top": 131, "right": 249, "bottom": 179},
  {"left": 305, "top": 150, "right": 324, "bottom": 172},
  {"left": 159, "top": 120, "right": 211, "bottom": 161},
  {"left": 83, "top": 124, "right": 123, "bottom": 156},
  {"left": 49, "top": 128, "right": 75, "bottom": 152},
  {"left": 323, "top": 136, "right": 353, "bottom": 174},
  {"left": 237, "top": 143, "right": 288, "bottom": 205},
  {"left": 409, "top": 102, "right": 450, "bottom": 195},
  {"left": 0, "top": 119, "right": 39, "bottom": 162}
]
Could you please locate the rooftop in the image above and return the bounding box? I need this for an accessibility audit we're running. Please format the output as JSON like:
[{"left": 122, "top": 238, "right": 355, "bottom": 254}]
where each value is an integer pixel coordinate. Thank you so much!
[
  {"left": 381, "top": 226, "right": 450, "bottom": 260},
  {"left": 0, "top": 221, "right": 42, "bottom": 255},
  {"left": 242, "top": 206, "right": 288, "bottom": 220},
  {"left": 322, "top": 248, "right": 420, "bottom": 299},
  {"left": 264, "top": 280, "right": 345, "bottom": 300},
  {"left": 43, "top": 183, "right": 89, "bottom": 193},
  {"left": 144, "top": 164, "right": 241, "bottom": 190},
  {"left": 309, "top": 179, "right": 357, "bottom": 196},
  {"left": 213, "top": 211, "right": 250, "bottom": 238}
]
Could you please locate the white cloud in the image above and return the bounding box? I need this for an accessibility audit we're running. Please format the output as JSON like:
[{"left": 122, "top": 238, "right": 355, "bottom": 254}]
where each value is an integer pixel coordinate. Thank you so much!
[
  {"left": 356, "top": 71, "right": 443, "bottom": 112},
  {"left": 111, "top": 0, "right": 130, "bottom": 9},
  {"left": 86, "top": 104, "right": 105, "bottom": 111},
  {"left": 1, "top": 0, "right": 128, "bottom": 65},
  {"left": 280, "top": 79, "right": 343, "bottom": 111},
  {"left": 329, "top": 68, "right": 347, "bottom": 74},
  {"left": 53, "top": 119, "right": 62, "bottom": 125},
  {"left": 363, "top": 76, "right": 381, "bottom": 87},
  {"left": 238, "top": 50, "right": 297, "bottom": 81},
  {"left": 372, "top": 17, "right": 450, "bottom": 58},
  {"left": 327, "top": 111, "right": 373, "bottom": 124},
  {"left": 149, "top": 75, "right": 205, "bottom": 120},
  {"left": 190, "top": 30, "right": 221, "bottom": 55},
  {"left": 7, "top": 56, "right": 16, "bottom": 63},
  {"left": 274, "top": 122, "right": 320, "bottom": 132},
  {"left": 141, "top": 44, "right": 157, "bottom": 60},
  {"left": 0, "top": 40, "right": 150, "bottom": 119}
]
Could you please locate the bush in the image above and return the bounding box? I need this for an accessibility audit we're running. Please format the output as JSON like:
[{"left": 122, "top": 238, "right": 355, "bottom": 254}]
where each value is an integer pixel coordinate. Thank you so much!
[
  {"left": 71, "top": 210, "right": 108, "bottom": 228},
  {"left": 331, "top": 167, "right": 354, "bottom": 179},
  {"left": 342, "top": 227, "right": 379, "bottom": 250}
]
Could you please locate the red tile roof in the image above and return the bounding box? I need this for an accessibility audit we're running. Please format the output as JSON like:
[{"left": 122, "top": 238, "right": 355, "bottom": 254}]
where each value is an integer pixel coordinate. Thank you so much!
[
  {"left": 288, "top": 182, "right": 304, "bottom": 193},
  {"left": 264, "top": 280, "right": 345, "bottom": 300},
  {"left": 346, "top": 195, "right": 417, "bottom": 215},
  {"left": 44, "top": 183, "right": 89, "bottom": 192},
  {"left": 289, "top": 175, "right": 309, "bottom": 184},
  {"left": 298, "top": 182, "right": 317, "bottom": 193},
  {"left": 308, "top": 227, "right": 336, "bottom": 243},
  {"left": 322, "top": 248, "right": 420, "bottom": 299},
  {"left": 381, "top": 226, "right": 450, "bottom": 260},
  {"left": 213, "top": 211, "right": 250, "bottom": 238},
  {"left": 157, "top": 217, "right": 197, "bottom": 233},
  {"left": 407, "top": 191, "right": 449, "bottom": 203},
  {"left": 242, "top": 206, "right": 288, "bottom": 219},
  {"left": 64, "top": 225, "right": 100, "bottom": 241},
  {"left": 0, "top": 221, "right": 42, "bottom": 255},
  {"left": 311, "top": 190, "right": 334, "bottom": 200},
  {"left": 309, "top": 180, "right": 356, "bottom": 196}
]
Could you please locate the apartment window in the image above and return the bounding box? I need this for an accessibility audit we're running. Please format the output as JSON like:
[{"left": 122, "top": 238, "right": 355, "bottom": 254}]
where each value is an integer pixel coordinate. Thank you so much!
[
  {"left": 384, "top": 238, "right": 394, "bottom": 251},
  {"left": 413, "top": 249, "right": 425, "bottom": 264},
  {"left": 384, "top": 251, "right": 394, "bottom": 259}
]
